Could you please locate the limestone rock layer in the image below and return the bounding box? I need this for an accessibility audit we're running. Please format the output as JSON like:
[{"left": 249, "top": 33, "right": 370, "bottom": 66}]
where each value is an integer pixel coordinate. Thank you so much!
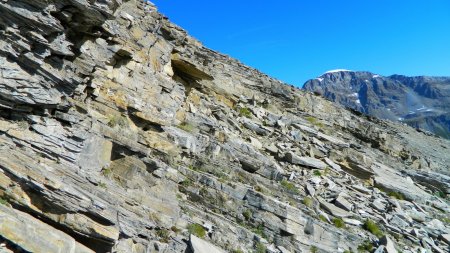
[{"left": 0, "top": 1, "right": 448, "bottom": 253}]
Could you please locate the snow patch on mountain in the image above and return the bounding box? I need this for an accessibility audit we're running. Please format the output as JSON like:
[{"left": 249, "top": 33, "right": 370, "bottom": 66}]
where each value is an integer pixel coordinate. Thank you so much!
[{"left": 324, "top": 69, "right": 352, "bottom": 74}]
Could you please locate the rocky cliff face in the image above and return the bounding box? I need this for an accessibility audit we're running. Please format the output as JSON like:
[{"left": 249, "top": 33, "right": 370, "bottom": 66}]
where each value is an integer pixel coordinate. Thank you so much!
[
  {"left": 0, "top": 1, "right": 449, "bottom": 253},
  {"left": 303, "top": 70, "right": 450, "bottom": 139}
]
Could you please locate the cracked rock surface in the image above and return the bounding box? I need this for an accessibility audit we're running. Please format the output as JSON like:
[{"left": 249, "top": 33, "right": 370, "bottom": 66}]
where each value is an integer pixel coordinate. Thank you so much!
[{"left": 0, "top": 1, "right": 448, "bottom": 253}]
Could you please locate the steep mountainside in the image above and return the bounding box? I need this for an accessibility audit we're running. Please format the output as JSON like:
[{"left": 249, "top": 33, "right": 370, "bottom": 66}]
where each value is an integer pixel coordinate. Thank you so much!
[
  {"left": 0, "top": 1, "right": 449, "bottom": 253},
  {"left": 303, "top": 70, "right": 450, "bottom": 138}
]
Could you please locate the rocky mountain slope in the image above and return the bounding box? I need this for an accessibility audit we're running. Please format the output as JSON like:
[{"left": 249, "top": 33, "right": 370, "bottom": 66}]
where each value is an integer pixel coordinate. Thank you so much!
[
  {"left": 0, "top": 1, "right": 449, "bottom": 253},
  {"left": 303, "top": 70, "right": 450, "bottom": 139}
]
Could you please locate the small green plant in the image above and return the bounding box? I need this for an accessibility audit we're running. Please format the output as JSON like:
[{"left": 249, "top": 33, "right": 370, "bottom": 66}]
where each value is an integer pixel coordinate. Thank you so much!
[
  {"left": 257, "top": 101, "right": 269, "bottom": 109},
  {"left": 305, "top": 116, "right": 324, "bottom": 128},
  {"left": 434, "top": 191, "right": 446, "bottom": 198},
  {"left": 288, "top": 199, "right": 296, "bottom": 206},
  {"left": 180, "top": 178, "right": 193, "bottom": 187},
  {"left": 357, "top": 240, "right": 373, "bottom": 252},
  {"left": 233, "top": 249, "right": 244, "bottom": 253},
  {"left": 0, "top": 197, "right": 8, "bottom": 205},
  {"left": 251, "top": 224, "right": 266, "bottom": 239},
  {"left": 187, "top": 224, "right": 206, "bottom": 238},
  {"left": 107, "top": 114, "right": 128, "bottom": 128},
  {"left": 344, "top": 250, "right": 353, "bottom": 253},
  {"left": 318, "top": 215, "right": 328, "bottom": 222},
  {"left": 303, "top": 197, "right": 313, "bottom": 208},
  {"left": 155, "top": 229, "right": 170, "bottom": 243},
  {"left": 442, "top": 217, "right": 450, "bottom": 224},
  {"left": 255, "top": 242, "right": 266, "bottom": 253},
  {"left": 363, "top": 219, "right": 383, "bottom": 238},
  {"left": 387, "top": 191, "right": 405, "bottom": 200},
  {"left": 243, "top": 209, "right": 252, "bottom": 220},
  {"left": 98, "top": 182, "right": 107, "bottom": 188},
  {"left": 310, "top": 246, "right": 318, "bottom": 253},
  {"left": 101, "top": 166, "right": 112, "bottom": 177},
  {"left": 313, "top": 170, "right": 322, "bottom": 177},
  {"left": 239, "top": 107, "right": 252, "bottom": 118},
  {"left": 188, "top": 165, "right": 201, "bottom": 172},
  {"left": 170, "top": 226, "right": 181, "bottom": 233},
  {"left": 254, "top": 185, "right": 266, "bottom": 193},
  {"left": 332, "top": 217, "right": 346, "bottom": 228},
  {"left": 280, "top": 179, "right": 299, "bottom": 194},
  {"left": 177, "top": 122, "right": 196, "bottom": 132}
]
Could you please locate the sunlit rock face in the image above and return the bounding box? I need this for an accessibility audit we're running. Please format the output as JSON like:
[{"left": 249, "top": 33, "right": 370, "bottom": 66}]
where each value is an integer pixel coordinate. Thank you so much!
[{"left": 0, "top": 1, "right": 448, "bottom": 253}]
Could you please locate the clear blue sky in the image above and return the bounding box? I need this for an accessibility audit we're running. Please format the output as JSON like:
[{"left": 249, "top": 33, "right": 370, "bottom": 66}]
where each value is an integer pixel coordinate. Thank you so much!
[{"left": 152, "top": 0, "right": 450, "bottom": 86}]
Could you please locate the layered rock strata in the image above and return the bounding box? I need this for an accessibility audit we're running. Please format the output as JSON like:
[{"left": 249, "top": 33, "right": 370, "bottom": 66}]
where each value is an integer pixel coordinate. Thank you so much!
[{"left": 0, "top": 1, "right": 448, "bottom": 253}]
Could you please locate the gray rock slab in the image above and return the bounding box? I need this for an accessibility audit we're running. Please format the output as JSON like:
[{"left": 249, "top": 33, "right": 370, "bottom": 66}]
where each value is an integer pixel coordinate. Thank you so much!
[
  {"left": 285, "top": 152, "right": 327, "bottom": 169},
  {"left": 319, "top": 198, "right": 352, "bottom": 218},
  {"left": 334, "top": 194, "right": 353, "bottom": 211},
  {"left": 189, "top": 235, "right": 226, "bottom": 253},
  {"left": 0, "top": 204, "right": 94, "bottom": 253},
  {"left": 379, "top": 235, "right": 398, "bottom": 253}
]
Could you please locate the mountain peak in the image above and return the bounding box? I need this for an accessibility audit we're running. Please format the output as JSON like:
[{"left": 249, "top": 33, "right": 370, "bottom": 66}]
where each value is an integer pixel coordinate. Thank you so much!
[
  {"left": 304, "top": 73, "right": 450, "bottom": 138},
  {"left": 323, "top": 69, "right": 353, "bottom": 74}
]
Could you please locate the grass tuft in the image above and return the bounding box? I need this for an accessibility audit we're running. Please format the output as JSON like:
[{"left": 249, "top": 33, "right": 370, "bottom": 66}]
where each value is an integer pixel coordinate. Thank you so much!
[
  {"left": 255, "top": 242, "right": 266, "bottom": 253},
  {"left": 363, "top": 219, "right": 383, "bottom": 238},
  {"left": 280, "top": 179, "right": 299, "bottom": 194},
  {"left": 332, "top": 217, "right": 346, "bottom": 228},
  {"left": 313, "top": 170, "right": 322, "bottom": 177},
  {"left": 357, "top": 240, "right": 373, "bottom": 252},
  {"left": 101, "top": 166, "right": 112, "bottom": 177},
  {"left": 305, "top": 116, "right": 324, "bottom": 128},
  {"left": 98, "top": 182, "right": 107, "bottom": 188},
  {"left": 442, "top": 217, "right": 450, "bottom": 224},
  {"left": 177, "top": 122, "right": 196, "bottom": 132},
  {"left": 318, "top": 215, "right": 328, "bottom": 222},
  {"left": 434, "top": 191, "right": 446, "bottom": 198},
  {"left": 170, "top": 226, "right": 181, "bottom": 233},
  {"left": 239, "top": 107, "right": 252, "bottom": 118},
  {"left": 303, "top": 197, "right": 313, "bottom": 208},
  {"left": 251, "top": 224, "right": 266, "bottom": 238},
  {"left": 187, "top": 224, "right": 206, "bottom": 238},
  {"left": 155, "top": 229, "right": 170, "bottom": 243},
  {"left": 0, "top": 197, "right": 8, "bottom": 205},
  {"left": 243, "top": 209, "right": 252, "bottom": 220},
  {"left": 107, "top": 114, "right": 128, "bottom": 128}
]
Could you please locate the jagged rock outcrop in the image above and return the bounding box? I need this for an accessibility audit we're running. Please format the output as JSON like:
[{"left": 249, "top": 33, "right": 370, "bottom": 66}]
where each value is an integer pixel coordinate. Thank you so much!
[
  {"left": 0, "top": 1, "right": 448, "bottom": 253},
  {"left": 303, "top": 70, "right": 450, "bottom": 139}
]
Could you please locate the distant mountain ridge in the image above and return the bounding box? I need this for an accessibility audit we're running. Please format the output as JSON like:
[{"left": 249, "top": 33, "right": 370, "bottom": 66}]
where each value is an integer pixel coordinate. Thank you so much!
[{"left": 303, "top": 70, "right": 450, "bottom": 138}]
